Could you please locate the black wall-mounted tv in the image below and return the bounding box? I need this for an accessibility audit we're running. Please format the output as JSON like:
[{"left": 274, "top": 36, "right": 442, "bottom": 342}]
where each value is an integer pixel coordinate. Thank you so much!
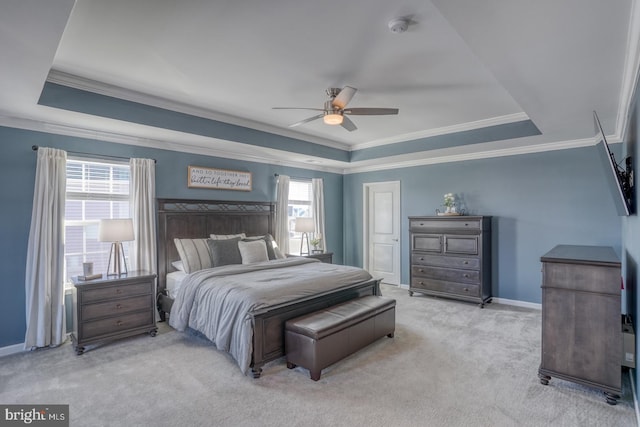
[{"left": 593, "top": 111, "right": 633, "bottom": 216}]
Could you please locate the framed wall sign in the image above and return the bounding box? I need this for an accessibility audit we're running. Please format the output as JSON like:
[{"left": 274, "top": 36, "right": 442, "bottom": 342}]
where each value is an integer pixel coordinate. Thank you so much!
[{"left": 188, "top": 166, "right": 252, "bottom": 191}]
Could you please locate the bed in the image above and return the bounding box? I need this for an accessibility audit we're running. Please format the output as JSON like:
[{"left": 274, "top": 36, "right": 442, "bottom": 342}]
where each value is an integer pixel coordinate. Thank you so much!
[{"left": 156, "top": 199, "right": 381, "bottom": 378}]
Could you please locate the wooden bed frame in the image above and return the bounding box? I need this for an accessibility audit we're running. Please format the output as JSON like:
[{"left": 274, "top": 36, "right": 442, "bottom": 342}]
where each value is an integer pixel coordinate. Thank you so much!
[{"left": 156, "top": 198, "right": 381, "bottom": 378}]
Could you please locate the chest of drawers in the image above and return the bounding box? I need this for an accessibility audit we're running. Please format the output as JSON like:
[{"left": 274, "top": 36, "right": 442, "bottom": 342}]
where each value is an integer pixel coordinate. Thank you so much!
[
  {"left": 71, "top": 271, "right": 157, "bottom": 354},
  {"left": 408, "top": 216, "right": 492, "bottom": 307},
  {"left": 538, "top": 245, "right": 621, "bottom": 404}
]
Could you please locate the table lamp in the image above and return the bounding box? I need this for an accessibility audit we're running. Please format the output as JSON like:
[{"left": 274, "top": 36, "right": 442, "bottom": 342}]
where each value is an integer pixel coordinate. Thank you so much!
[
  {"left": 295, "top": 217, "right": 315, "bottom": 255},
  {"left": 99, "top": 218, "right": 134, "bottom": 276}
]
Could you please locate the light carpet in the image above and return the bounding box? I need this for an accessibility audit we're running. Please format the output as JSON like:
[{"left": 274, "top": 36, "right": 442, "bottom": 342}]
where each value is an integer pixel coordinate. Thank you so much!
[{"left": 0, "top": 284, "right": 636, "bottom": 427}]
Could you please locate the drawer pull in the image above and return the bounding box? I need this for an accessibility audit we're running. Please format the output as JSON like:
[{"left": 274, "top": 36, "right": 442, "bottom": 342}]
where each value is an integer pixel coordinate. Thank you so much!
[
  {"left": 116, "top": 289, "right": 122, "bottom": 294},
  {"left": 464, "top": 288, "right": 469, "bottom": 292},
  {"left": 463, "top": 274, "right": 469, "bottom": 278},
  {"left": 419, "top": 223, "right": 424, "bottom": 226},
  {"left": 464, "top": 223, "right": 469, "bottom": 226},
  {"left": 419, "top": 269, "right": 424, "bottom": 273},
  {"left": 116, "top": 320, "right": 123, "bottom": 327},
  {"left": 463, "top": 261, "right": 469, "bottom": 265},
  {"left": 420, "top": 257, "right": 424, "bottom": 261},
  {"left": 116, "top": 304, "right": 122, "bottom": 310}
]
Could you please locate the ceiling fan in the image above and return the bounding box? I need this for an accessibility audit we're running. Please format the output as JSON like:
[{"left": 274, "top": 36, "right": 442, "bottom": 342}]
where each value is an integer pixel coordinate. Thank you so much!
[{"left": 273, "top": 86, "right": 399, "bottom": 132}]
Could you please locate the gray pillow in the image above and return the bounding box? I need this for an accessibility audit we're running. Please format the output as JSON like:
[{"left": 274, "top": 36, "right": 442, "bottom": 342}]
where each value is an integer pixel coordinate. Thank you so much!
[{"left": 207, "top": 237, "right": 242, "bottom": 267}]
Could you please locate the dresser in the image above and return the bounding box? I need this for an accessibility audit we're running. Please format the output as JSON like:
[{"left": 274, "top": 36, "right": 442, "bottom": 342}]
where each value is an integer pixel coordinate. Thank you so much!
[
  {"left": 538, "top": 245, "right": 621, "bottom": 404},
  {"left": 71, "top": 271, "right": 157, "bottom": 355},
  {"left": 408, "top": 216, "right": 492, "bottom": 307}
]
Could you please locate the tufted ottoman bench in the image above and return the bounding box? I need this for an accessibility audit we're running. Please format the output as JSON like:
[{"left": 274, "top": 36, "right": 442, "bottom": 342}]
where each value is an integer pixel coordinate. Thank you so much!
[{"left": 284, "top": 295, "right": 396, "bottom": 381}]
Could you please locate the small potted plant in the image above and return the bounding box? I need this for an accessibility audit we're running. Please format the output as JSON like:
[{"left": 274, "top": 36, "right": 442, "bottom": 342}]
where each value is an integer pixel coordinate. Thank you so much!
[
  {"left": 443, "top": 193, "right": 456, "bottom": 214},
  {"left": 310, "top": 234, "right": 323, "bottom": 253}
]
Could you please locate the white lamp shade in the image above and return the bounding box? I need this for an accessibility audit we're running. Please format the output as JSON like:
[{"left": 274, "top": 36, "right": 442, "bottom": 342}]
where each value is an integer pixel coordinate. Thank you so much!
[
  {"left": 99, "top": 218, "right": 134, "bottom": 242},
  {"left": 294, "top": 217, "right": 315, "bottom": 233}
]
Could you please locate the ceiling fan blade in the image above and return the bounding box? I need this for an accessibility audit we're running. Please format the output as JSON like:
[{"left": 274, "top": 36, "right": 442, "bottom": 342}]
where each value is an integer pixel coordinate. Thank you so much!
[
  {"left": 344, "top": 108, "right": 399, "bottom": 115},
  {"left": 340, "top": 115, "right": 357, "bottom": 132},
  {"left": 273, "top": 107, "right": 324, "bottom": 111},
  {"left": 289, "top": 114, "right": 324, "bottom": 128},
  {"left": 332, "top": 86, "right": 357, "bottom": 109}
]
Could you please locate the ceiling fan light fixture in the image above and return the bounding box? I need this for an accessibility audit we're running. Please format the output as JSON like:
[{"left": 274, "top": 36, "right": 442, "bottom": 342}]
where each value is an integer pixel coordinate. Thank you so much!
[{"left": 324, "top": 113, "right": 343, "bottom": 125}]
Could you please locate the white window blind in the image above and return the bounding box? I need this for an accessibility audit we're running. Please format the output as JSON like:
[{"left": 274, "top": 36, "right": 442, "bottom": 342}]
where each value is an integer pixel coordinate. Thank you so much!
[{"left": 64, "top": 158, "right": 130, "bottom": 283}]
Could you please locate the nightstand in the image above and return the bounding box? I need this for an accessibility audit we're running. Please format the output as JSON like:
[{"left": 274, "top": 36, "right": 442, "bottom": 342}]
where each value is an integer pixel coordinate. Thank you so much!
[
  {"left": 288, "top": 252, "right": 333, "bottom": 264},
  {"left": 71, "top": 270, "right": 157, "bottom": 355}
]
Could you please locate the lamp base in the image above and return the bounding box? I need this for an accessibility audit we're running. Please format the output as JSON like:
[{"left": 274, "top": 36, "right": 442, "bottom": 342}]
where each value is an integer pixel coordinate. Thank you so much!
[
  {"left": 106, "top": 242, "right": 129, "bottom": 276},
  {"left": 299, "top": 232, "right": 311, "bottom": 256}
]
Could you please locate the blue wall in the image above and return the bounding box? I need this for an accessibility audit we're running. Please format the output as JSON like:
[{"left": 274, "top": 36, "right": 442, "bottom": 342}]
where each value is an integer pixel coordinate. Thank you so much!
[
  {"left": 623, "top": 90, "right": 640, "bottom": 397},
  {"left": 0, "top": 126, "right": 343, "bottom": 348},
  {"left": 344, "top": 146, "right": 622, "bottom": 303}
]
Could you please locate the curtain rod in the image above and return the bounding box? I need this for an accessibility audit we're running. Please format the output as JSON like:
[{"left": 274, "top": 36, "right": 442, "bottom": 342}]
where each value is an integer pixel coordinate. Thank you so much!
[
  {"left": 31, "top": 145, "right": 156, "bottom": 163},
  {"left": 274, "top": 173, "right": 312, "bottom": 181}
]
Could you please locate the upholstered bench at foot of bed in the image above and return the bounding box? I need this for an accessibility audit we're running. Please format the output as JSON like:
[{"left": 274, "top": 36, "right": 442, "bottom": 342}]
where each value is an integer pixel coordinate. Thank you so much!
[{"left": 284, "top": 295, "right": 396, "bottom": 381}]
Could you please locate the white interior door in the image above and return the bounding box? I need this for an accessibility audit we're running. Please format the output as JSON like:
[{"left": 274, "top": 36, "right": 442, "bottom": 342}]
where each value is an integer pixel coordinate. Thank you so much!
[{"left": 364, "top": 181, "right": 401, "bottom": 285}]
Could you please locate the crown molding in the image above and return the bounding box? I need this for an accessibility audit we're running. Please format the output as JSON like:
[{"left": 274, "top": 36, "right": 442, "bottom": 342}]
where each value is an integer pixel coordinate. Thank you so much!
[
  {"left": 46, "top": 69, "right": 351, "bottom": 152},
  {"left": 1, "top": 112, "right": 613, "bottom": 176},
  {"left": 344, "top": 137, "right": 598, "bottom": 174},
  {"left": 0, "top": 114, "right": 347, "bottom": 174},
  {"left": 617, "top": 0, "right": 640, "bottom": 143},
  {"left": 350, "top": 112, "right": 531, "bottom": 151}
]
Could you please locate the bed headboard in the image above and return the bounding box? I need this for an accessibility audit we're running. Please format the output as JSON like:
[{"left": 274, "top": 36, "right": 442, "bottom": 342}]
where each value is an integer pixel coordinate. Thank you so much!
[{"left": 157, "top": 198, "right": 275, "bottom": 293}]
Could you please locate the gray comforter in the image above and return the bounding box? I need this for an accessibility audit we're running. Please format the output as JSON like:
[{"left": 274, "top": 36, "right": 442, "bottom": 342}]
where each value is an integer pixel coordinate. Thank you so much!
[{"left": 168, "top": 257, "right": 373, "bottom": 374}]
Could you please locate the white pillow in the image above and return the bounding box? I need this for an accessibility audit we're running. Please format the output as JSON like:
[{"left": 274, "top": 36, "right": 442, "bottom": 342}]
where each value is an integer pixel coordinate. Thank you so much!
[
  {"left": 210, "top": 233, "right": 246, "bottom": 240},
  {"left": 271, "top": 238, "right": 286, "bottom": 259},
  {"left": 238, "top": 239, "right": 269, "bottom": 264},
  {"left": 171, "top": 260, "right": 185, "bottom": 271},
  {"left": 274, "top": 246, "right": 285, "bottom": 259},
  {"left": 174, "top": 238, "right": 213, "bottom": 274}
]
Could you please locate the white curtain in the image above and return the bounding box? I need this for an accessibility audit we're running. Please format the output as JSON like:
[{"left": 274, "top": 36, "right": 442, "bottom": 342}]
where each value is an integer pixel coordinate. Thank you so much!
[
  {"left": 24, "top": 147, "right": 67, "bottom": 349},
  {"left": 312, "top": 178, "right": 326, "bottom": 251},
  {"left": 129, "top": 158, "right": 156, "bottom": 274},
  {"left": 275, "top": 175, "right": 290, "bottom": 255}
]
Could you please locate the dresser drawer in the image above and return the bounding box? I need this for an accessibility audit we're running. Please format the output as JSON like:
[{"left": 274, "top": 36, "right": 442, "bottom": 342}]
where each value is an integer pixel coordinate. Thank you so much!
[
  {"left": 81, "top": 282, "right": 152, "bottom": 304},
  {"left": 411, "top": 253, "right": 479, "bottom": 269},
  {"left": 81, "top": 311, "right": 153, "bottom": 340},
  {"left": 542, "top": 262, "right": 620, "bottom": 295},
  {"left": 411, "top": 277, "right": 480, "bottom": 297},
  {"left": 412, "top": 265, "right": 480, "bottom": 284},
  {"left": 444, "top": 235, "right": 479, "bottom": 255},
  {"left": 82, "top": 295, "right": 153, "bottom": 321},
  {"left": 410, "top": 218, "right": 481, "bottom": 232},
  {"left": 412, "top": 234, "right": 442, "bottom": 253}
]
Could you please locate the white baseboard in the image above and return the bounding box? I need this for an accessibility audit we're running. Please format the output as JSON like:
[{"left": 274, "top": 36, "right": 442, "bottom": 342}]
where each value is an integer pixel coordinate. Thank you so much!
[
  {"left": 0, "top": 343, "right": 25, "bottom": 357},
  {"left": 391, "top": 283, "right": 542, "bottom": 310},
  {"left": 491, "top": 297, "right": 541, "bottom": 310}
]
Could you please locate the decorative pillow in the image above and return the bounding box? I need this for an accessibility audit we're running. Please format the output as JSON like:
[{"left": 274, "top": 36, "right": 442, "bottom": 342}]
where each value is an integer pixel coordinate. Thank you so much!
[
  {"left": 274, "top": 246, "right": 285, "bottom": 259},
  {"left": 210, "top": 233, "right": 246, "bottom": 240},
  {"left": 243, "top": 234, "right": 276, "bottom": 260},
  {"left": 207, "top": 237, "right": 242, "bottom": 267},
  {"left": 238, "top": 239, "right": 269, "bottom": 264},
  {"left": 174, "top": 238, "right": 213, "bottom": 274},
  {"left": 171, "top": 260, "right": 185, "bottom": 271}
]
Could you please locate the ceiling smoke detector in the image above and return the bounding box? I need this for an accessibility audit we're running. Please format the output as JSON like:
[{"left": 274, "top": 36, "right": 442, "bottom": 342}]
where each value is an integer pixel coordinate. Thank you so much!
[{"left": 388, "top": 18, "right": 409, "bottom": 34}]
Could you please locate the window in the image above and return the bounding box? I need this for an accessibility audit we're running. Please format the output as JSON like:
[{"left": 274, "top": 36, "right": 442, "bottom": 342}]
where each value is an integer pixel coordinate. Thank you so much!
[
  {"left": 287, "top": 179, "right": 312, "bottom": 255},
  {"left": 64, "top": 158, "right": 130, "bottom": 284}
]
